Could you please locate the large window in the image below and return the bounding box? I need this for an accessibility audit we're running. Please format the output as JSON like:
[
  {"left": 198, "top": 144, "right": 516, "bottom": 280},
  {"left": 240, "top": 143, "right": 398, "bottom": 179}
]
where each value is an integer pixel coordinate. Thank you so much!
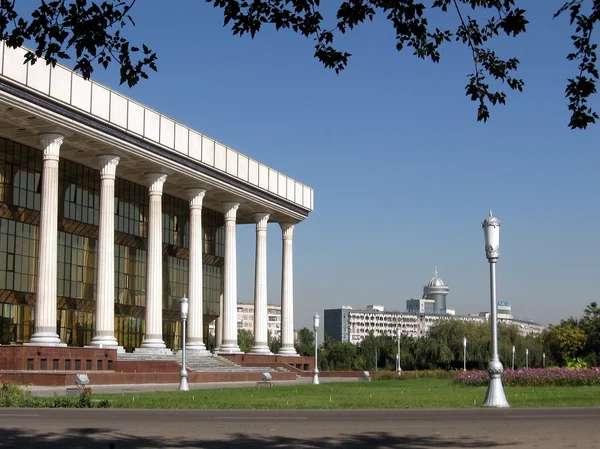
[
  {"left": 59, "top": 159, "right": 100, "bottom": 225},
  {"left": 0, "top": 136, "right": 225, "bottom": 348},
  {"left": 115, "top": 178, "right": 148, "bottom": 238}
]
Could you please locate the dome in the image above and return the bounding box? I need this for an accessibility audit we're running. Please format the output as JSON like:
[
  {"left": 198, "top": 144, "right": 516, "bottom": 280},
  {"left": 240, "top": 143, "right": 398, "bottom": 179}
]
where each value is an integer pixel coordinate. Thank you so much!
[{"left": 427, "top": 267, "right": 445, "bottom": 287}]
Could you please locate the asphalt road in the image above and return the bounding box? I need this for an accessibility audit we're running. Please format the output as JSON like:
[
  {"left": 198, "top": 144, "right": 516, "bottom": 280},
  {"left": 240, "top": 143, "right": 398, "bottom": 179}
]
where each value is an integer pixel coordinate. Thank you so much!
[{"left": 0, "top": 407, "right": 598, "bottom": 449}]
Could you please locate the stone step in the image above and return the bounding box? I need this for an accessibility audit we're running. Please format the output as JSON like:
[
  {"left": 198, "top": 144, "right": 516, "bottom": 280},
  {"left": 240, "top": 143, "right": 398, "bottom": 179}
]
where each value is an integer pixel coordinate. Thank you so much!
[{"left": 117, "top": 351, "right": 293, "bottom": 374}]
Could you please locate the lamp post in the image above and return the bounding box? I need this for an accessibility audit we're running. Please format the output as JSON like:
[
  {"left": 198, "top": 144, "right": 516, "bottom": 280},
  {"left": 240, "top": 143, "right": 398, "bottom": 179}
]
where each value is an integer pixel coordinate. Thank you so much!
[
  {"left": 397, "top": 328, "right": 402, "bottom": 376},
  {"left": 543, "top": 352, "right": 546, "bottom": 368},
  {"left": 512, "top": 345, "right": 515, "bottom": 370},
  {"left": 312, "top": 313, "right": 320, "bottom": 385},
  {"left": 482, "top": 211, "right": 509, "bottom": 408},
  {"left": 463, "top": 336, "right": 467, "bottom": 371},
  {"left": 178, "top": 297, "right": 189, "bottom": 391},
  {"left": 526, "top": 348, "right": 529, "bottom": 369}
]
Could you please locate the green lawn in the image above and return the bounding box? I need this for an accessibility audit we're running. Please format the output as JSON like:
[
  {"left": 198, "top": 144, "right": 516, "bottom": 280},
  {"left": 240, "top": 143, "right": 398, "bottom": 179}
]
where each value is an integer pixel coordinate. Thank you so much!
[{"left": 95, "top": 378, "right": 600, "bottom": 409}]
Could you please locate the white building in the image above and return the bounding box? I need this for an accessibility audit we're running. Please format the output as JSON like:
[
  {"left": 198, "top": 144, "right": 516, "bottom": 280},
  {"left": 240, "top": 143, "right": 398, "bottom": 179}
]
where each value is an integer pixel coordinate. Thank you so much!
[
  {"left": 236, "top": 302, "right": 282, "bottom": 340},
  {"left": 325, "top": 271, "right": 544, "bottom": 343},
  {"left": 0, "top": 43, "right": 313, "bottom": 357}
]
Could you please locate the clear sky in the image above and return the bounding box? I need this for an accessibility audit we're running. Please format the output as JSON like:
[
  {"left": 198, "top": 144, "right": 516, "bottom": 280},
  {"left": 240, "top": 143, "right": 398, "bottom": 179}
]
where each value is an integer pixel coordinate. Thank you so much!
[{"left": 25, "top": 1, "right": 600, "bottom": 329}]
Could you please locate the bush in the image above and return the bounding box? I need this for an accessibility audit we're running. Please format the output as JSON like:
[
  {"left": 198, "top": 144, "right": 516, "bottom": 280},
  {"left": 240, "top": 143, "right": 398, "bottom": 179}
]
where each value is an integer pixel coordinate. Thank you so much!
[
  {"left": 0, "top": 380, "right": 35, "bottom": 407},
  {"left": 453, "top": 367, "right": 600, "bottom": 387},
  {"left": 0, "top": 381, "right": 111, "bottom": 408},
  {"left": 373, "top": 370, "right": 454, "bottom": 381}
]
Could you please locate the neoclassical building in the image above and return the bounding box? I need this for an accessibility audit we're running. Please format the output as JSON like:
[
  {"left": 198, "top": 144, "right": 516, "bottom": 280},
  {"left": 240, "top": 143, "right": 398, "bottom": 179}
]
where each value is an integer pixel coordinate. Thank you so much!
[{"left": 0, "top": 43, "right": 313, "bottom": 355}]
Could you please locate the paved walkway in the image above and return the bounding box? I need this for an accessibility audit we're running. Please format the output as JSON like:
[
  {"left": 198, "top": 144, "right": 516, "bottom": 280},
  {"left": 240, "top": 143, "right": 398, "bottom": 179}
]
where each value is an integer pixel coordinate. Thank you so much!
[{"left": 26, "top": 376, "right": 360, "bottom": 397}]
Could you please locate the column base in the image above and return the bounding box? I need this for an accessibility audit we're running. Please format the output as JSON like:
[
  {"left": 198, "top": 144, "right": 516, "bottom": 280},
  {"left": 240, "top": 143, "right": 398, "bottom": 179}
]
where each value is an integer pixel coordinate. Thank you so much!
[
  {"left": 139, "top": 338, "right": 167, "bottom": 349},
  {"left": 217, "top": 343, "right": 242, "bottom": 355},
  {"left": 25, "top": 332, "right": 66, "bottom": 347},
  {"left": 134, "top": 347, "right": 173, "bottom": 355},
  {"left": 86, "top": 336, "right": 125, "bottom": 353},
  {"left": 185, "top": 344, "right": 212, "bottom": 357},
  {"left": 249, "top": 344, "right": 272, "bottom": 355},
  {"left": 278, "top": 346, "right": 299, "bottom": 356},
  {"left": 85, "top": 343, "right": 125, "bottom": 353}
]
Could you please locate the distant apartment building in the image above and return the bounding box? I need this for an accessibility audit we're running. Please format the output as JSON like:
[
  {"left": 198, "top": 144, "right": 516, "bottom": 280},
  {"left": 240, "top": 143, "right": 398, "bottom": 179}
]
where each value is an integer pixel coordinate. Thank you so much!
[
  {"left": 237, "top": 302, "right": 282, "bottom": 340},
  {"left": 324, "top": 271, "right": 545, "bottom": 344}
]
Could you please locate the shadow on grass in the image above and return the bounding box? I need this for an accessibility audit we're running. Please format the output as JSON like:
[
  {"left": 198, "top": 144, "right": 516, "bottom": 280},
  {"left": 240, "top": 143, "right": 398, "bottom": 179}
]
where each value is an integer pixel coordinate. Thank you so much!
[{"left": 0, "top": 428, "right": 509, "bottom": 449}]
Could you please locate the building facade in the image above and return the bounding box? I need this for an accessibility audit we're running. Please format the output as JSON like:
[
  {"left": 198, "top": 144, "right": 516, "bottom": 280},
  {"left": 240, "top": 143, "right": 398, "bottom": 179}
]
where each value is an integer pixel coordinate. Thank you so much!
[
  {"left": 236, "top": 302, "right": 282, "bottom": 340},
  {"left": 0, "top": 43, "right": 313, "bottom": 355},
  {"left": 324, "top": 271, "right": 544, "bottom": 344}
]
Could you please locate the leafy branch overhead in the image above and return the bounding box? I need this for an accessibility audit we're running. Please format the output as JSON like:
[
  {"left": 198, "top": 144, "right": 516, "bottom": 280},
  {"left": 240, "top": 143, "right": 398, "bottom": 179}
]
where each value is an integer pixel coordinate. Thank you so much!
[
  {"left": 0, "top": 1, "right": 598, "bottom": 129},
  {"left": 0, "top": 0, "right": 157, "bottom": 87}
]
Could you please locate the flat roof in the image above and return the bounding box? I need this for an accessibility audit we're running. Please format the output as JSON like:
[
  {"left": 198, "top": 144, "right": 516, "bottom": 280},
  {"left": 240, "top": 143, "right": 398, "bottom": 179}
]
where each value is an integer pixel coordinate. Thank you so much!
[{"left": 0, "top": 43, "right": 314, "bottom": 214}]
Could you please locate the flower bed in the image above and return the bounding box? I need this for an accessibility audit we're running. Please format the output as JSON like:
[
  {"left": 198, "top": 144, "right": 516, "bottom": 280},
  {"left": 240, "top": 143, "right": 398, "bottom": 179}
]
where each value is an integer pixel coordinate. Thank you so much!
[{"left": 453, "top": 368, "right": 600, "bottom": 387}]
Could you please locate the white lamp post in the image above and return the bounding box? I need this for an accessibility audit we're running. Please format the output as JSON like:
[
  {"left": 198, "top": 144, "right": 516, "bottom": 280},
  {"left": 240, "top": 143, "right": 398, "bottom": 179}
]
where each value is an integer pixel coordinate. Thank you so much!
[
  {"left": 512, "top": 345, "right": 515, "bottom": 370},
  {"left": 543, "top": 352, "right": 546, "bottom": 368},
  {"left": 312, "top": 313, "right": 320, "bottom": 385},
  {"left": 526, "top": 348, "right": 529, "bottom": 369},
  {"left": 482, "top": 211, "right": 509, "bottom": 408},
  {"left": 463, "top": 336, "right": 467, "bottom": 371},
  {"left": 178, "top": 297, "right": 189, "bottom": 391},
  {"left": 396, "top": 328, "right": 402, "bottom": 376}
]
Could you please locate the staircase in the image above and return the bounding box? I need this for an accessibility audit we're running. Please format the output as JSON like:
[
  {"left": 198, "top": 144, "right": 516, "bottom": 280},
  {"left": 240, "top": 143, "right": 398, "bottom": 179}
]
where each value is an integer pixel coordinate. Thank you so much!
[{"left": 117, "top": 351, "right": 292, "bottom": 374}]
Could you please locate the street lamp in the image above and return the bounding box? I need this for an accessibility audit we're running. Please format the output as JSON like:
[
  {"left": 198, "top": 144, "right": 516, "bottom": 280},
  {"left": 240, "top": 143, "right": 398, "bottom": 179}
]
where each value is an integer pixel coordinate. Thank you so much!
[
  {"left": 312, "top": 313, "right": 320, "bottom": 385},
  {"left": 482, "top": 211, "right": 509, "bottom": 408},
  {"left": 178, "top": 296, "right": 189, "bottom": 391},
  {"left": 463, "top": 336, "right": 467, "bottom": 371},
  {"left": 512, "top": 345, "right": 515, "bottom": 370},
  {"left": 396, "top": 328, "right": 402, "bottom": 376},
  {"left": 526, "top": 348, "right": 529, "bottom": 369},
  {"left": 543, "top": 352, "right": 546, "bottom": 368}
]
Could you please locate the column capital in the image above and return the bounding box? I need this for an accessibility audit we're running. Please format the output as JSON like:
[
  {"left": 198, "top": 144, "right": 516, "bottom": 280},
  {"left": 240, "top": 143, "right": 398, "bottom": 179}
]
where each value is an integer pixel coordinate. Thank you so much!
[
  {"left": 254, "top": 213, "right": 270, "bottom": 230},
  {"left": 222, "top": 202, "right": 240, "bottom": 222},
  {"left": 147, "top": 173, "right": 168, "bottom": 195},
  {"left": 97, "top": 155, "right": 120, "bottom": 180},
  {"left": 187, "top": 188, "right": 206, "bottom": 209},
  {"left": 280, "top": 223, "right": 295, "bottom": 240},
  {"left": 39, "top": 133, "right": 64, "bottom": 161}
]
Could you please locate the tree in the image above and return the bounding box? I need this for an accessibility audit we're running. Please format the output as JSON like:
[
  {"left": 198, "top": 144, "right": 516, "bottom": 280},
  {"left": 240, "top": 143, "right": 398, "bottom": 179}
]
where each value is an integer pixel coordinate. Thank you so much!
[
  {"left": 295, "top": 327, "right": 314, "bottom": 357},
  {"left": 581, "top": 301, "right": 600, "bottom": 365},
  {"left": 0, "top": 1, "right": 598, "bottom": 128},
  {"left": 237, "top": 329, "right": 253, "bottom": 353},
  {"left": 267, "top": 331, "right": 281, "bottom": 354},
  {"left": 542, "top": 322, "right": 587, "bottom": 366}
]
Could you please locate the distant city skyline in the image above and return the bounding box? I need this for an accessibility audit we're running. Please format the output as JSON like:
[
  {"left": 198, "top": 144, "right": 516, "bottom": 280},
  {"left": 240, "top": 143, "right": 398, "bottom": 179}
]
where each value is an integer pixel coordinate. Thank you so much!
[{"left": 56, "top": 0, "right": 598, "bottom": 331}]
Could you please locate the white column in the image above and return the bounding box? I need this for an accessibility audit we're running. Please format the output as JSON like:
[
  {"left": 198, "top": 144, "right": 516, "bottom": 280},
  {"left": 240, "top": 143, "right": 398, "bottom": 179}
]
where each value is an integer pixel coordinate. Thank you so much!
[
  {"left": 137, "top": 173, "right": 170, "bottom": 353},
  {"left": 27, "top": 134, "right": 66, "bottom": 347},
  {"left": 186, "top": 188, "right": 210, "bottom": 355},
  {"left": 88, "top": 155, "right": 121, "bottom": 351},
  {"left": 214, "top": 291, "right": 223, "bottom": 353},
  {"left": 250, "top": 213, "right": 271, "bottom": 354},
  {"left": 218, "top": 201, "right": 242, "bottom": 354},
  {"left": 278, "top": 223, "right": 298, "bottom": 356}
]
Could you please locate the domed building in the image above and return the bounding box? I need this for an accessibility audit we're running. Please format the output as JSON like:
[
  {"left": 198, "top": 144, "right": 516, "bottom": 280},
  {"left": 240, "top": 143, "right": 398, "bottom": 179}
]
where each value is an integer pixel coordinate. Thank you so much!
[{"left": 423, "top": 268, "right": 450, "bottom": 314}]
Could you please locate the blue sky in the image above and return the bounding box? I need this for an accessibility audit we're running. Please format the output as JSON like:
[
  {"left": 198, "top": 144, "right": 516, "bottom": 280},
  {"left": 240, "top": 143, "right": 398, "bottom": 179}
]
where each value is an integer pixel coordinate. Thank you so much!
[{"left": 24, "top": 1, "right": 600, "bottom": 329}]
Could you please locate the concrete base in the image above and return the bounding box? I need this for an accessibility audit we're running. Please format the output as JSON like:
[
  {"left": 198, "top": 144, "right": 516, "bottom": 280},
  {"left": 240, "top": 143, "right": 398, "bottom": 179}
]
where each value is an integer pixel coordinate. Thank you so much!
[
  {"left": 277, "top": 347, "right": 299, "bottom": 357},
  {"left": 85, "top": 344, "right": 125, "bottom": 353},
  {"left": 249, "top": 344, "right": 272, "bottom": 355},
  {"left": 217, "top": 343, "right": 242, "bottom": 355},
  {"left": 25, "top": 332, "right": 66, "bottom": 347},
  {"left": 185, "top": 348, "right": 212, "bottom": 357},
  {"left": 87, "top": 336, "right": 125, "bottom": 353},
  {"left": 134, "top": 347, "right": 173, "bottom": 355}
]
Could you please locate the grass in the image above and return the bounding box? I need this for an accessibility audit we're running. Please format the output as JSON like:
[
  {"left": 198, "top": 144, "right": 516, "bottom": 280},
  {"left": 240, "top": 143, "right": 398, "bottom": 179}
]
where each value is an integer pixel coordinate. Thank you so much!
[{"left": 94, "top": 378, "right": 600, "bottom": 409}]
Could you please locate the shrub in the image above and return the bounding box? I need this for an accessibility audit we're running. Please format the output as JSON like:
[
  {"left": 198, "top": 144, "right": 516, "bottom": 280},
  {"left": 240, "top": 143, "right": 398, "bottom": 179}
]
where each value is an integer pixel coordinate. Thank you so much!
[
  {"left": 373, "top": 370, "right": 454, "bottom": 381},
  {"left": 0, "top": 381, "right": 110, "bottom": 408},
  {"left": 453, "top": 368, "right": 600, "bottom": 387},
  {"left": 0, "top": 380, "right": 35, "bottom": 407}
]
